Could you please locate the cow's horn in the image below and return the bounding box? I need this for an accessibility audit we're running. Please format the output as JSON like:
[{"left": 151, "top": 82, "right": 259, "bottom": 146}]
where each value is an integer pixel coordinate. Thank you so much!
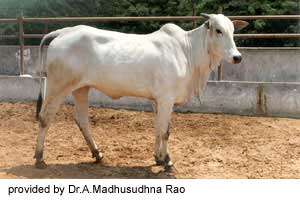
[{"left": 200, "top": 13, "right": 210, "bottom": 19}]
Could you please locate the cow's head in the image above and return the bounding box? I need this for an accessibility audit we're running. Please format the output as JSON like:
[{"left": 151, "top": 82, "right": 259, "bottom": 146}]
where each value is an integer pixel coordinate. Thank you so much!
[{"left": 201, "top": 13, "right": 248, "bottom": 64}]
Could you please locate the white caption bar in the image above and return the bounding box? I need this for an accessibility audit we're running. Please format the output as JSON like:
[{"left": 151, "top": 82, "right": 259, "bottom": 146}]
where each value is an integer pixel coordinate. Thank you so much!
[{"left": 1, "top": 179, "right": 300, "bottom": 201}]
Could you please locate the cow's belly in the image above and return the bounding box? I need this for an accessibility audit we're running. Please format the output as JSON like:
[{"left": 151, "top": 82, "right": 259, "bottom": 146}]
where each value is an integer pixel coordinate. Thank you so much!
[
  {"left": 87, "top": 67, "right": 155, "bottom": 100},
  {"left": 91, "top": 82, "right": 154, "bottom": 100}
]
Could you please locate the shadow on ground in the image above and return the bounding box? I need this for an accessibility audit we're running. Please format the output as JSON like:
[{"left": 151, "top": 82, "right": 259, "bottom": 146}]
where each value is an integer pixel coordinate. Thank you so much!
[{"left": 4, "top": 162, "right": 177, "bottom": 179}]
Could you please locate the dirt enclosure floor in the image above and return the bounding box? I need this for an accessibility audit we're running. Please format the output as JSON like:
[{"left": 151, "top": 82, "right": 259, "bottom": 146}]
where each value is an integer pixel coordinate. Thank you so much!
[{"left": 0, "top": 102, "right": 300, "bottom": 178}]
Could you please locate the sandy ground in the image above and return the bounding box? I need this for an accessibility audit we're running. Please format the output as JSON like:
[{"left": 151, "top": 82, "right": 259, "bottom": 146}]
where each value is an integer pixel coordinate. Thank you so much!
[{"left": 0, "top": 102, "right": 300, "bottom": 179}]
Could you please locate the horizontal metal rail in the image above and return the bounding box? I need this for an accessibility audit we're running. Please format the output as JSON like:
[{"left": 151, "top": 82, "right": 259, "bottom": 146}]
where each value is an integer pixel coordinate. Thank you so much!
[
  {"left": 0, "top": 18, "right": 18, "bottom": 23},
  {"left": 20, "top": 15, "right": 300, "bottom": 22},
  {"left": 234, "top": 33, "right": 300, "bottom": 38},
  {"left": 228, "top": 15, "right": 300, "bottom": 20},
  {"left": 0, "top": 15, "right": 299, "bottom": 23},
  {"left": 3, "top": 34, "right": 300, "bottom": 41},
  {"left": 23, "top": 34, "right": 43, "bottom": 39},
  {"left": 19, "top": 33, "right": 300, "bottom": 39},
  {"left": 25, "top": 16, "right": 204, "bottom": 22},
  {"left": 0, "top": 35, "right": 18, "bottom": 39}
]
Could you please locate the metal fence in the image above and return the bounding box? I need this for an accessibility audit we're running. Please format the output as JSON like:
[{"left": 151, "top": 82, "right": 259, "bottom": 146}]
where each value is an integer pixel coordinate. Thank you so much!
[{"left": 0, "top": 15, "right": 299, "bottom": 76}]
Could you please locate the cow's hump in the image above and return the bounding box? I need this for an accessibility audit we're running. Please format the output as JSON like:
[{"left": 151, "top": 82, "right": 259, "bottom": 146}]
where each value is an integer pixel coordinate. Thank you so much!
[{"left": 159, "top": 23, "right": 185, "bottom": 36}]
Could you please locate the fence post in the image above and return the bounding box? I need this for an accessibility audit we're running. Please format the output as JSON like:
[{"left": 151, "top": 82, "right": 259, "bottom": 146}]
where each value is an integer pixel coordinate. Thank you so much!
[
  {"left": 18, "top": 16, "right": 24, "bottom": 75},
  {"left": 217, "top": 63, "right": 222, "bottom": 81}
]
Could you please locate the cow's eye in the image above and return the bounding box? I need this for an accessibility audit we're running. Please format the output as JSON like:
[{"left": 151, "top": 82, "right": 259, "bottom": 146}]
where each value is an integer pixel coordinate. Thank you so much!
[{"left": 216, "top": 29, "right": 222, "bottom": 34}]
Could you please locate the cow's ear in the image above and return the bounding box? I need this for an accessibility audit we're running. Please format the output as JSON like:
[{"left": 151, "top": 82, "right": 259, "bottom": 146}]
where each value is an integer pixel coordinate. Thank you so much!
[
  {"left": 201, "top": 13, "right": 210, "bottom": 29},
  {"left": 204, "top": 21, "right": 210, "bottom": 29},
  {"left": 232, "top": 20, "right": 249, "bottom": 31}
]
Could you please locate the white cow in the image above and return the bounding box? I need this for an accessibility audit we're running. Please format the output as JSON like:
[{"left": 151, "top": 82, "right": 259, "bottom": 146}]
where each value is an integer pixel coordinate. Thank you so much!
[{"left": 34, "top": 13, "right": 248, "bottom": 169}]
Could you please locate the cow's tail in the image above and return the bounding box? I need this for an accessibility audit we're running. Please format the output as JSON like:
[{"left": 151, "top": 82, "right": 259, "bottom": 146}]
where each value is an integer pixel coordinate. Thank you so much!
[{"left": 36, "top": 29, "right": 63, "bottom": 120}]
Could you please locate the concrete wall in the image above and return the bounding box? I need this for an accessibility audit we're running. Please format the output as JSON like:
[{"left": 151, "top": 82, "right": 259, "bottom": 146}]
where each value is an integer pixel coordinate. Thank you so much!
[
  {"left": 0, "top": 46, "right": 299, "bottom": 82},
  {"left": 0, "top": 46, "right": 22, "bottom": 75},
  {"left": 1, "top": 76, "right": 300, "bottom": 118},
  {"left": 0, "top": 46, "right": 40, "bottom": 76},
  {"left": 222, "top": 47, "right": 300, "bottom": 82},
  {"left": 0, "top": 76, "right": 42, "bottom": 102}
]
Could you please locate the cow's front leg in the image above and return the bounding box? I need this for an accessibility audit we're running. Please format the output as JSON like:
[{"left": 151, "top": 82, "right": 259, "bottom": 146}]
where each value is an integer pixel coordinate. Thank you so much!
[{"left": 154, "top": 98, "right": 174, "bottom": 168}]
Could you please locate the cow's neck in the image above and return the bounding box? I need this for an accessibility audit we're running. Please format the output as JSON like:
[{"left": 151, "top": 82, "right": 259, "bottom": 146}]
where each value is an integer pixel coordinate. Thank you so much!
[{"left": 186, "top": 25, "right": 222, "bottom": 99}]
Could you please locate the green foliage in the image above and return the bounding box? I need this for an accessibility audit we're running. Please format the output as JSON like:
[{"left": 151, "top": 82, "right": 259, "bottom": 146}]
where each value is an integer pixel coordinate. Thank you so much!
[{"left": 0, "top": 0, "right": 299, "bottom": 46}]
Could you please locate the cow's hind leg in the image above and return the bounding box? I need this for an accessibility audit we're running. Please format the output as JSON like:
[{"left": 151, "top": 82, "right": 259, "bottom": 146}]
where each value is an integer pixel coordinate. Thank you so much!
[
  {"left": 154, "top": 98, "right": 174, "bottom": 168},
  {"left": 34, "top": 95, "right": 64, "bottom": 169},
  {"left": 73, "top": 86, "right": 103, "bottom": 163}
]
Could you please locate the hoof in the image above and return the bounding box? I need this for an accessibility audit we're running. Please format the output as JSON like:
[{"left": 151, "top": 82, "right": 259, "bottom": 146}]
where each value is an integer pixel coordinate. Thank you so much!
[
  {"left": 155, "top": 160, "right": 165, "bottom": 166},
  {"left": 154, "top": 155, "right": 164, "bottom": 166},
  {"left": 155, "top": 154, "right": 173, "bottom": 167},
  {"left": 164, "top": 165, "right": 174, "bottom": 173},
  {"left": 164, "top": 159, "right": 174, "bottom": 173},
  {"left": 35, "top": 160, "right": 47, "bottom": 169},
  {"left": 94, "top": 152, "right": 104, "bottom": 163}
]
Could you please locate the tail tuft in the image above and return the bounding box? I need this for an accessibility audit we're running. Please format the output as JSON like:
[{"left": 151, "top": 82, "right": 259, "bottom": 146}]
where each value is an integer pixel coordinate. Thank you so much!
[{"left": 36, "top": 91, "right": 43, "bottom": 120}]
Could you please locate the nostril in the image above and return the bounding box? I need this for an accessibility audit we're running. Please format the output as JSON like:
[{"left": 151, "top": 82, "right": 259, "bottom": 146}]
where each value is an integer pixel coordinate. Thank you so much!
[{"left": 233, "top": 55, "right": 242, "bottom": 63}]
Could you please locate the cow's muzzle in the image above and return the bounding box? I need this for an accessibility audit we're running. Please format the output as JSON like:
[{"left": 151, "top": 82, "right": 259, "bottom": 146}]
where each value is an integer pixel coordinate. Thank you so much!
[{"left": 233, "top": 55, "right": 242, "bottom": 64}]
